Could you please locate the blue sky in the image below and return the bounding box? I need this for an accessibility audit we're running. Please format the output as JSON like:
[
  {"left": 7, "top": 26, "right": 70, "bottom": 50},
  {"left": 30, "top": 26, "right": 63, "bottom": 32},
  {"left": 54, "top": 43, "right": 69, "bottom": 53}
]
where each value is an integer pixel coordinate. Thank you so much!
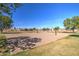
[{"left": 13, "top": 3, "right": 79, "bottom": 28}]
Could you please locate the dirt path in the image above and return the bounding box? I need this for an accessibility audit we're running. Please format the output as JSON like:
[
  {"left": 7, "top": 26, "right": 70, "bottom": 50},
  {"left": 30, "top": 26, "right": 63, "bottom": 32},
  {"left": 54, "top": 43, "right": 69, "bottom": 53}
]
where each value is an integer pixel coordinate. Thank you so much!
[{"left": 4, "top": 32, "right": 71, "bottom": 47}]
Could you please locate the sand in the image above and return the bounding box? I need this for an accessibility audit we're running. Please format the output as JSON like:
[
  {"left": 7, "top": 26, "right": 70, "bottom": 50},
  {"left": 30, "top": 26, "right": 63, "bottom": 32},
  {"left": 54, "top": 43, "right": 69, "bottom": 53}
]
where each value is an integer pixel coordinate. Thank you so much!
[{"left": 4, "top": 31, "right": 70, "bottom": 47}]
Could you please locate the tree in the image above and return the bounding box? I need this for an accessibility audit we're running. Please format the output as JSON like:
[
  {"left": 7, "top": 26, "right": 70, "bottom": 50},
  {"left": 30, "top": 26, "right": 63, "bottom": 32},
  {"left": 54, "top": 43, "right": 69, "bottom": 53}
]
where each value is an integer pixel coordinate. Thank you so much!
[
  {"left": 42, "top": 28, "right": 50, "bottom": 31},
  {"left": 64, "top": 16, "right": 79, "bottom": 32},
  {"left": 0, "top": 3, "right": 22, "bottom": 17},
  {"left": 64, "top": 18, "right": 75, "bottom": 32},
  {"left": 72, "top": 16, "right": 79, "bottom": 29},
  {"left": 32, "top": 28, "right": 38, "bottom": 33},
  {"left": 0, "top": 3, "right": 22, "bottom": 33},
  {"left": 0, "top": 16, "right": 13, "bottom": 33},
  {"left": 32, "top": 28, "right": 37, "bottom": 30},
  {"left": 53, "top": 27, "right": 59, "bottom": 36}
]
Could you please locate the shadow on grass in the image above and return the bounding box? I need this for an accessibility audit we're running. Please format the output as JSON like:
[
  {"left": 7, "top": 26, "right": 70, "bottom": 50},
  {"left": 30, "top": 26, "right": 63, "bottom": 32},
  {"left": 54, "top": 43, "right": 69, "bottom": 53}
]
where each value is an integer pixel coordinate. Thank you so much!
[{"left": 69, "top": 35, "right": 79, "bottom": 37}]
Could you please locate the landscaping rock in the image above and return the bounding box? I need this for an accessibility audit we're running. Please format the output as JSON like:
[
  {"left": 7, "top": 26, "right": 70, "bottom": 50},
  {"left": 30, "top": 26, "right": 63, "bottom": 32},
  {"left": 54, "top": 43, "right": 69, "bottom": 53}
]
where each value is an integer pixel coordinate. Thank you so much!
[{"left": 6, "top": 36, "right": 41, "bottom": 52}]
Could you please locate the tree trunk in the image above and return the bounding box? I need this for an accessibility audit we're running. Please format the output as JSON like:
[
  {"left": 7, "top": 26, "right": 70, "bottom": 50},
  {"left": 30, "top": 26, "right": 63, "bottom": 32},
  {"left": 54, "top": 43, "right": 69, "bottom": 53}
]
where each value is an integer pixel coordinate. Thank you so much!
[
  {"left": 0, "top": 29, "right": 3, "bottom": 33},
  {"left": 55, "top": 30, "right": 57, "bottom": 36},
  {"left": 37, "top": 30, "right": 38, "bottom": 33},
  {"left": 72, "top": 29, "right": 75, "bottom": 33}
]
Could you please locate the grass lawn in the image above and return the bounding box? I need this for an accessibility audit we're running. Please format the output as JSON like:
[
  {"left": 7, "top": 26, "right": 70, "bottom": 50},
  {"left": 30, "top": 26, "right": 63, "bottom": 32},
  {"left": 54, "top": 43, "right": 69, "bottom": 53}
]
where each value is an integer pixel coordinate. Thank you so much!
[{"left": 12, "top": 33, "right": 79, "bottom": 56}]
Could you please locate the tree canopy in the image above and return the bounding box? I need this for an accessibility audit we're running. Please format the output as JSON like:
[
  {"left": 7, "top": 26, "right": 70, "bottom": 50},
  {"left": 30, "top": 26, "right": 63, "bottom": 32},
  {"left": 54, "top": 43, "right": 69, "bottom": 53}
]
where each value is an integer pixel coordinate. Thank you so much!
[
  {"left": 64, "top": 16, "right": 79, "bottom": 32},
  {"left": 53, "top": 27, "right": 59, "bottom": 30},
  {"left": 0, "top": 16, "right": 13, "bottom": 28},
  {"left": 0, "top": 3, "right": 22, "bottom": 33},
  {"left": 0, "top": 16, "right": 13, "bottom": 33},
  {"left": 0, "top": 3, "right": 22, "bottom": 17}
]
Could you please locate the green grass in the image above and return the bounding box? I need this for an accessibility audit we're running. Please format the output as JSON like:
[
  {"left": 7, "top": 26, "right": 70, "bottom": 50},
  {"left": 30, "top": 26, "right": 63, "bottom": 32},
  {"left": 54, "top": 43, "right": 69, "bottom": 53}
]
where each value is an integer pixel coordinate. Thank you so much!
[{"left": 12, "top": 33, "right": 79, "bottom": 56}]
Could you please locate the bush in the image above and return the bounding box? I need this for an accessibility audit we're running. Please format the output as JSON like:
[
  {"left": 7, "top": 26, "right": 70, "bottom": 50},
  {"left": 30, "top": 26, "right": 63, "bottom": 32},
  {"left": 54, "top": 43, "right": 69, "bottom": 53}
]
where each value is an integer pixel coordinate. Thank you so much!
[{"left": 0, "top": 34, "right": 7, "bottom": 48}]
